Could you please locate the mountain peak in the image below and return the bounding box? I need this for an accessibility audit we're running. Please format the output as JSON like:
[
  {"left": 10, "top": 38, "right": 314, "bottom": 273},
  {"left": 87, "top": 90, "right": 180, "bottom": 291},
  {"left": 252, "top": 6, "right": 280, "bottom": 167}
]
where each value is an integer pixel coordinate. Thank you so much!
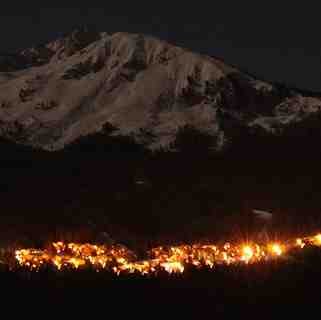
[
  {"left": 0, "top": 26, "right": 104, "bottom": 71},
  {"left": 45, "top": 25, "right": 103, "bottom": 60},
  {"left": 0, "top": 30, "right": 320, "bottom": 151}
]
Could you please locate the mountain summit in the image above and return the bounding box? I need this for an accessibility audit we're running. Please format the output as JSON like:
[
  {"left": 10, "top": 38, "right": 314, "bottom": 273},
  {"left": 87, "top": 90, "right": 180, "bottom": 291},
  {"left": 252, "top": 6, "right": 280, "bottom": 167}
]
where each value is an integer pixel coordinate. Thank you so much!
[{"left": 0, "top": 29, "right": 320, "bottom": 151}]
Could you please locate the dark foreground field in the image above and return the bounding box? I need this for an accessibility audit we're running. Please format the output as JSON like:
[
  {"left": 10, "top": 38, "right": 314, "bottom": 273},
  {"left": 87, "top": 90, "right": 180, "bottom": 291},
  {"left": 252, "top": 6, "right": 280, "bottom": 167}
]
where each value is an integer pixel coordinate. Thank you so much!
[
  {"left": 2, "top": 247, "right": 321, "bottom": 316},
  {"left": 1, "top": 127, "right": 321, "bottom": 316},
  {"left": 2, "top": 129, "right": 321, "bottom": 243}
]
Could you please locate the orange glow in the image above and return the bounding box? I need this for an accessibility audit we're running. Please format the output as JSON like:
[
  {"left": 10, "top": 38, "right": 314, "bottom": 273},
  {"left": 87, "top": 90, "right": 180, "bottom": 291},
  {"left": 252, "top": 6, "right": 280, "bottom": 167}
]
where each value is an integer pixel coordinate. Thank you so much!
[
  {"left": 313, "top": 234, "right": 321, "bottom": 245},
  {"left": 241, "top": 245, "right": 254, "bottom": 263},
  {"left": 296, "top": 238, "right": 305, "bottom": 248},
  {"left": 269, "top": 243, "right": 283, "bottom": 256},
  {"left": 12, "top": 232, "right": 321, "bottom": 276}
]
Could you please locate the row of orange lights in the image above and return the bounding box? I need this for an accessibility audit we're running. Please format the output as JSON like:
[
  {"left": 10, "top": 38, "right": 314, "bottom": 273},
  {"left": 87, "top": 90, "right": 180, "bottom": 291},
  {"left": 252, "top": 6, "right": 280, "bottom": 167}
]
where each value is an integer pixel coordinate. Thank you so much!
[{"left": 14, "top": 233, "right": 321, "bottom": 275}]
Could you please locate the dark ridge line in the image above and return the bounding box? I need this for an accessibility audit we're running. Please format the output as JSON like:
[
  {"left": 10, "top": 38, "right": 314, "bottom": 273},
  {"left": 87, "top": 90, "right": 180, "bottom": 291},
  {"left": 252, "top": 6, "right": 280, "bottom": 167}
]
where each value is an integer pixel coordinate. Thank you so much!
[{"left": 1, "top": 29, "right": 320, "bottom": 96}]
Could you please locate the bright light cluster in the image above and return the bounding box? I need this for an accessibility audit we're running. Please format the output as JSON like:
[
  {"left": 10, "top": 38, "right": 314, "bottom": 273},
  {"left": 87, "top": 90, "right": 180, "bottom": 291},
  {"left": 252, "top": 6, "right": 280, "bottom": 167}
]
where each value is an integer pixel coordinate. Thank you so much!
[
  {"left": 14, "top": 233, "right": 321, "bottom": 275},
  {"left": 15, "top": 243, "right": 136, "bottom": 272}
]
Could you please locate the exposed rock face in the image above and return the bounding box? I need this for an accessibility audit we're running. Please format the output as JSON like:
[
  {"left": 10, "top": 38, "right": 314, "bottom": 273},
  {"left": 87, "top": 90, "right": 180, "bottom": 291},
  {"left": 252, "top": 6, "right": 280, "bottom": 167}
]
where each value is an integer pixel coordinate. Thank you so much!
[{"left": 0, "top": 28, "right": 320, "bottom": 151}]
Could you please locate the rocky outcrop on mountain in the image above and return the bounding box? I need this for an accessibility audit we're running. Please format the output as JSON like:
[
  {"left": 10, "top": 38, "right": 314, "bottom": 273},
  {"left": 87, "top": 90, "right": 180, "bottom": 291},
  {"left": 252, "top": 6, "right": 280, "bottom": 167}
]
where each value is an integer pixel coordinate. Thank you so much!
[
  {"left": 0, "top": 26, "right": 102, "bottom": 72},
  {"left": 0, "top": 28, "right": 320, "bottom": 151}
]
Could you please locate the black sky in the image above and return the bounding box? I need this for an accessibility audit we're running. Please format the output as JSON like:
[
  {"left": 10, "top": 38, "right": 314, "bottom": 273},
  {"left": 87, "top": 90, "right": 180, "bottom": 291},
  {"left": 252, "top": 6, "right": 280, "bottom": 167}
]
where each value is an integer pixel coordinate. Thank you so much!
[{"left": 1, "top": 2, "right": 321, "bottom": 90}]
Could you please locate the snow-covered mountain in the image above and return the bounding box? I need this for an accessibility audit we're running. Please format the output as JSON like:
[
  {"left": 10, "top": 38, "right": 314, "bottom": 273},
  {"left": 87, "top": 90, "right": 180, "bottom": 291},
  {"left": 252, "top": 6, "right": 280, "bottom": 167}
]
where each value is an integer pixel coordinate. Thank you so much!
[{"left": 1, "top": 27, "right": 321, "bottom": 151}]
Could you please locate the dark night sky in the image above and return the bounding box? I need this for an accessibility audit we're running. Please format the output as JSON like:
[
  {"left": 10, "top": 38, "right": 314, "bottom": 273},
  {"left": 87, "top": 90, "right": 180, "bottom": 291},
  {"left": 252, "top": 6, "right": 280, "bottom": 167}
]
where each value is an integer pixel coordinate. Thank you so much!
[{"left": 1, "top": 2, "right": 321, "bottom": 90}]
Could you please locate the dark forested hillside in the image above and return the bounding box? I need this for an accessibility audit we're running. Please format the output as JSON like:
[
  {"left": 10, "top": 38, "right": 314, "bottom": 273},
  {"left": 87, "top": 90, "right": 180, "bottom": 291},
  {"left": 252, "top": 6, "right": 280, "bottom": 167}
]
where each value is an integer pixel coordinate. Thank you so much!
[{"left": 1, "top": 121, "right": 321, "bottom": 247}]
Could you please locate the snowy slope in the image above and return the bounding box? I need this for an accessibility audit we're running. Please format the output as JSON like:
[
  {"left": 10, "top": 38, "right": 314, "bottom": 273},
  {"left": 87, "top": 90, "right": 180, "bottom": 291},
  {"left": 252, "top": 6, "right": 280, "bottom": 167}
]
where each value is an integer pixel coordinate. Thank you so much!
[{"left": 0, "top": 27, "right": 320, "bottom": 151}]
